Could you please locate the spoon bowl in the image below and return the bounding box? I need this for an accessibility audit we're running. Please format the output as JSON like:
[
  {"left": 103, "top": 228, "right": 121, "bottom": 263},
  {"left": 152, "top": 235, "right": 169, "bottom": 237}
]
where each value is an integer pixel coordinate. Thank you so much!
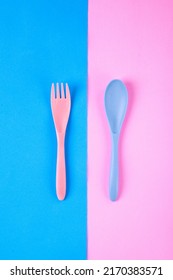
[{"left": 105, "top": 80, "right": 128, "bottom": 133}]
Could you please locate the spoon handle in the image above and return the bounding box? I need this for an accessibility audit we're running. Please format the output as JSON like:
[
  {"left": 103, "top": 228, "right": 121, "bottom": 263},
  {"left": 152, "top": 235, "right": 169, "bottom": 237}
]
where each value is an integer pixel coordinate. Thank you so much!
[{"left": 110, "top": 133, "right": 119, "bottom": 201}]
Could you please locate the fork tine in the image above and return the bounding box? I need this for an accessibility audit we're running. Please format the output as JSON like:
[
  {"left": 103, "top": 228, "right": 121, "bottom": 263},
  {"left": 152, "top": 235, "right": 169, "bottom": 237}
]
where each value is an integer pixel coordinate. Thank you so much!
[
  {"left": 61, "top": 83, "right": 65, "bottom": 98},
  {"left": 51, "top": 83, "right": 55, "bottom": 101},
  {"left": 56, "top": 83, "right": 60, "bottom": 99},
  {"left": 65, "top": 83, "right": 70, "bottom": 99}
]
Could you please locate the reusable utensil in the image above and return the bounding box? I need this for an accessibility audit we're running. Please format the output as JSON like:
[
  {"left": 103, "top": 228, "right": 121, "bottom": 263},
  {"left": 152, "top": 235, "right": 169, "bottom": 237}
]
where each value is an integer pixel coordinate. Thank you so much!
[
  {"left": 105, "top": 80, "right": 128, "bottom": 201},
  {"left": 51, "top": 83, "right": 71, "bottom": 200}
]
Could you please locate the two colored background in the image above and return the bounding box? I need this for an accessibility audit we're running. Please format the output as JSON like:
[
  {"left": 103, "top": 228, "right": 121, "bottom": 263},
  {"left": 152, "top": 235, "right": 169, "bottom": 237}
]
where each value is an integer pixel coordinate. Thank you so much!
[{"left": 0, "top": 0, "right": 173, "bottom": 260}]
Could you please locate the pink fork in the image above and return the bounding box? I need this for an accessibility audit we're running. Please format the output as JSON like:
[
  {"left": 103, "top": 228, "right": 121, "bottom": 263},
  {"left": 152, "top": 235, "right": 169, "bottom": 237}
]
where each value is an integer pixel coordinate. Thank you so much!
[{"left": 51, "top": 83, "right": 71, "bottom": 200}]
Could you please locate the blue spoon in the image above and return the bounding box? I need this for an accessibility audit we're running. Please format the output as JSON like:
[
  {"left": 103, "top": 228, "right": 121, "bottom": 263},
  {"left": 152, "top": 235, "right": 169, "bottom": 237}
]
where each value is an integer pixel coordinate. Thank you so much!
[{"left": 105, "top": 80, "right": 128, "bottom": 201}]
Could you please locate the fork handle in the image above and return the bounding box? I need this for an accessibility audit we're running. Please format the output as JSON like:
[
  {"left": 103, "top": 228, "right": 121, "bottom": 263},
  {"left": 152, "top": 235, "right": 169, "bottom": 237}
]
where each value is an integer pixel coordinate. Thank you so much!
[{"left": 56, "top": 132, "right": 66, "bottom": 200}]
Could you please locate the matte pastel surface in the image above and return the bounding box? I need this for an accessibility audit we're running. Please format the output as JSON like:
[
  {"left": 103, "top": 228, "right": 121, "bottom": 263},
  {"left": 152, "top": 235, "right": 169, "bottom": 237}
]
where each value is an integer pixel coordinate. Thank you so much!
[
  {"left": 0, "top": 0, "right": 87, "bottom": 259},
  {"left": 88, "top": 0, "right": 173, "bottom": 259}
]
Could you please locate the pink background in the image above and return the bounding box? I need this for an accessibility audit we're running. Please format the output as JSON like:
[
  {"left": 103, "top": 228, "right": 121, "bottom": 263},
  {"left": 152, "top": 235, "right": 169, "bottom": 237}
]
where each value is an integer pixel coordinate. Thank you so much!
[{"left": 88, "top": 0, "right": 173, "bottom": 259}]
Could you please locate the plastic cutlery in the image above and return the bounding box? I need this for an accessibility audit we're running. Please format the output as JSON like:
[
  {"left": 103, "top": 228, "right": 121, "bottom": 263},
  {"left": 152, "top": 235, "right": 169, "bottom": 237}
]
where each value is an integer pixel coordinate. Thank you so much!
[
  {"left": 51, "top": 83, "right": 71, "bottom": 200},
  {"left": 105, "top": 80, "right": 128, "bottom": 201}
]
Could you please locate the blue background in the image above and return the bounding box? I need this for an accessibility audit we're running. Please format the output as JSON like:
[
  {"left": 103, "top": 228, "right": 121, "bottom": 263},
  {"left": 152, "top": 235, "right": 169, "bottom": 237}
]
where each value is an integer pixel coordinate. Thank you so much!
[{"left": 0, "top": 0, "right": 87, "bottom": 259}]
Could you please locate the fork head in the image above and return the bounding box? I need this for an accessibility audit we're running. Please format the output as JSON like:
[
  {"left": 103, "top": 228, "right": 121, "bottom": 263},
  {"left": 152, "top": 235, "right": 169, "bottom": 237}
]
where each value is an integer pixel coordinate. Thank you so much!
[{"left": 51, "top": 83, "right": 71, "bottom": 133}]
